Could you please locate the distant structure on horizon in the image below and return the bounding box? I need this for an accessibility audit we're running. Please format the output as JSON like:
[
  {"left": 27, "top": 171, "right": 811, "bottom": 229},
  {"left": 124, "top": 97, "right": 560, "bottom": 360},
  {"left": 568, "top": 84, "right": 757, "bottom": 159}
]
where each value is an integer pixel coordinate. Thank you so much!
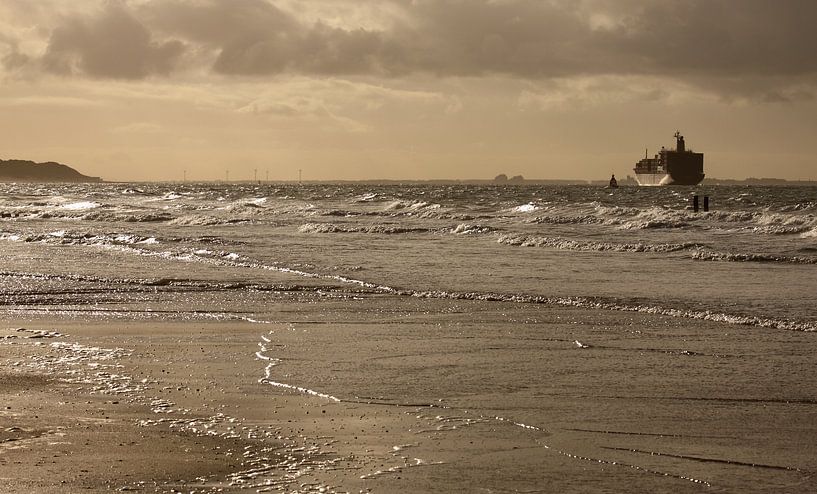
[
  {"left": 493, "top": 174, "right": 525, "bottom": 184},
  {"left": 633, "top": 132, "right": 704, "bottom": 186},
  {"left": 0, "top": 159, "right": 102, "bottom": 183}
]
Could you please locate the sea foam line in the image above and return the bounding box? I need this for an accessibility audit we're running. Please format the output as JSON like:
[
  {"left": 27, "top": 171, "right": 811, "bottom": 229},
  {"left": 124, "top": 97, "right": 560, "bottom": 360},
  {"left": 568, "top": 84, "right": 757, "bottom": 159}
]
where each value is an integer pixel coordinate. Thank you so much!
[
  {"left": 497, "top": 233, "right": 817, "bottom": 264},
  {"left": 406, "top": 290, "right": 817, "bottom": 332},
  {"left": 113, "top": 242, "right": 817, "bottom": 332},
  {"left": 2, "top": 232, "right": 812, "bottom": 332}
]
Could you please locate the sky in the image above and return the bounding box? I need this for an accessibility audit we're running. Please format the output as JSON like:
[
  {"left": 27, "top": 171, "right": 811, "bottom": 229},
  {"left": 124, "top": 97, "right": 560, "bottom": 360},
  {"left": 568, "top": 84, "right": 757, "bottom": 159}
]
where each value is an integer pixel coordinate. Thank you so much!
[{"left": 1, "top": 0, "right": 816, "bottom": 182}]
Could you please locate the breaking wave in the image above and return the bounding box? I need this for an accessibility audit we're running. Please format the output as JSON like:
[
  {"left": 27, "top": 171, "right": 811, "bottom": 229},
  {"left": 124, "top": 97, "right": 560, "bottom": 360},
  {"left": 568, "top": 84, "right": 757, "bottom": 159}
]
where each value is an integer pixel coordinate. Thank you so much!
[
  {"left": 497, "top": 233, "right": 816, "bottom": 264},
  {"left": 81, "top": 211, "right": 174, "bottom": 223},
  {"left": 451, "top": 223, "right": 497, "bottom": 235},
  {"left": 691, "top": 250, "right": 817, "bottom": 265},
  {"left": 497, "top": 233, "right": 699, "bottom": 253},
  {"left": 168, "top": 215, "right": 251, "bottom": 226},
  {"left": 406, "top": 290, "right": 817, "bottom": 333},
  {"left": 298, "top": 223, "right": 433, "bottom": 235}
]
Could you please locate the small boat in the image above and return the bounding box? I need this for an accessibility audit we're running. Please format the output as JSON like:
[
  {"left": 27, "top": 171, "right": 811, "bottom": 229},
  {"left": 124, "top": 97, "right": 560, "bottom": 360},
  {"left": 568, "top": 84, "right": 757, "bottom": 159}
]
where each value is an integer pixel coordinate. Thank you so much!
[{"left": 608, "top": 174, "right": 619, "bottom": 188}]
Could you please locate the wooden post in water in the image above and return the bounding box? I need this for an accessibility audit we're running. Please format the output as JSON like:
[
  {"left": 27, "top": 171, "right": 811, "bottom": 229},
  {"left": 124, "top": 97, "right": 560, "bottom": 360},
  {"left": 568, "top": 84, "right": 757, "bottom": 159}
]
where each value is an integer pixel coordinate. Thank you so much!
[
  {"left": 693, "top": 195, "right": 699, "bottom": 212},
  {"left": 704, "top": 196, "right": 709, "bottom": 212}
]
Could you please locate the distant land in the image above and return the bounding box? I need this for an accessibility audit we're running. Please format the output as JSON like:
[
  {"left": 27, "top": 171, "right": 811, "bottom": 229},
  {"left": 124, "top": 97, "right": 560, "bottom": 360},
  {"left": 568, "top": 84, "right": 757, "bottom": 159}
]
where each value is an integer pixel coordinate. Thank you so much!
[
  {"left": 0, "top": 159, "right": 102, "bottom": 183},
  {"left": 1, "top": 159, "right": 813, "bottom": 185}
]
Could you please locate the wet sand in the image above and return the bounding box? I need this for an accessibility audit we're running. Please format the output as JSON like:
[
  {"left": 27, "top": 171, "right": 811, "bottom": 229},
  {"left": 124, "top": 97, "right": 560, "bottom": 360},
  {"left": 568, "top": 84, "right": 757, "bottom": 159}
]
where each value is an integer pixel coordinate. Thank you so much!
[{"left": 2, "top": 296, "right": 817, "bottom": 493}]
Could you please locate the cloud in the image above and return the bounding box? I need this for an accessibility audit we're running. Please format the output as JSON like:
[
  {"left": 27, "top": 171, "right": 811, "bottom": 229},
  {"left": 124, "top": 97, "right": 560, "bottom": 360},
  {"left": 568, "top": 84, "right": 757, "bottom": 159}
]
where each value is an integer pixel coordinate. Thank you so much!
[
  {"left": 6, "top": 0, "right": 817, "bottom": 99},
  {"left": 41, "top": 2, "right": 185, "bottom": 79},
  {"left": 0, "top": 95, "right": 104, "bottom": 108},
  {"left": 141, "top": 0, "right": 394, "bottom": 76},
  {"left": 518, "top": 78, "right": 665, "bottom": 111},
  {"left": 233, "top": 78, "right": 455, "bottom": 132}
]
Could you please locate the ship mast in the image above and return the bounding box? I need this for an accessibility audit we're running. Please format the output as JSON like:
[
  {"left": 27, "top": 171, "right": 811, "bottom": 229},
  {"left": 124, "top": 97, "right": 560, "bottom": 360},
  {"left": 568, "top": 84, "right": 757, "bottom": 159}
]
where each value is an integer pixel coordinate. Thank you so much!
[{"left": 674, "top": 131, "right": 685, "bottom": 152}]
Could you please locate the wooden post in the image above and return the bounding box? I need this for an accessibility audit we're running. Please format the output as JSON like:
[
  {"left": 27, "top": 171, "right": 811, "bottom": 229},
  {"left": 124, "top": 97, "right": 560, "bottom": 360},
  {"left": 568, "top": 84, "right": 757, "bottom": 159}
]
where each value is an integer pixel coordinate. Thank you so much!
[
  {"left": 703, "top": 196, "right": 709, "bottom": 212},
  {"left": 693, "top": 195, "right": 699, "bottom": 212}
]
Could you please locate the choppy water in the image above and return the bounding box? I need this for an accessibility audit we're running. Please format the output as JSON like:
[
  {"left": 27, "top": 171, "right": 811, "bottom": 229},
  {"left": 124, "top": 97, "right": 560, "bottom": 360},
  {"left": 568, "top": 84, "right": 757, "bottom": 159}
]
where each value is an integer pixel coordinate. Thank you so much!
[{"left": 1, "top": 182, "right": 815, "bottom": 331}]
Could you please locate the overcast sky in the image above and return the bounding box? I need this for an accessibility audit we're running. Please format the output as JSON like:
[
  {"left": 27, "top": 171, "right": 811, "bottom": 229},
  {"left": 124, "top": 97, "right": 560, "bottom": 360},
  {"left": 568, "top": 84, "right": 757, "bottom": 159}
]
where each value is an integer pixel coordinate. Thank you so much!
[{"left": 2, "top": 0, "right": 816, "bottom": 181}]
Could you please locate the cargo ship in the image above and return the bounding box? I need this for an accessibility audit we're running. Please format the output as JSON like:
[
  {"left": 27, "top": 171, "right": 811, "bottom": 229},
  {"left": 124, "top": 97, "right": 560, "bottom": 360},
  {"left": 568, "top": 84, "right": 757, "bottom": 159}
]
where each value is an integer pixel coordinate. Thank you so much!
[{"left": 634, "top": 132, "right": 704, "bottom": 186}]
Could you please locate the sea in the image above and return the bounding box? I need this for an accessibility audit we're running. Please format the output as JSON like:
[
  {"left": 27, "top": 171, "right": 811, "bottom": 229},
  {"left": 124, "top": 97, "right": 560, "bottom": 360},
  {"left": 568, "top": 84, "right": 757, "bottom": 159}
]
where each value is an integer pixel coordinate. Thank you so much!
[
  {"left": 1, "top": 182, "right": 814, "bottom": 330},
  {"left": 2, "top": 182, "right": 816, "bottom": 491}
]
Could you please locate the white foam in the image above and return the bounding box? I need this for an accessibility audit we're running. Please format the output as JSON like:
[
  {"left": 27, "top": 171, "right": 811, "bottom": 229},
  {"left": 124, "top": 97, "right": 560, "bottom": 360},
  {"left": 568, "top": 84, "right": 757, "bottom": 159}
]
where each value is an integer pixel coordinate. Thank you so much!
[
  {"left": 61, "top": 201, "right": 100, "bottom": 210},
  {"left": 452, "top": 223, "right": 495, "bottom": 235},
  {"left": 256, "top": 333, "right": 342, "bottom": 402},
  {"left": 800, "top": 226, "right": 817, "bottom": 238},
  {"left": 513, "top": 203, "right": 538, "bottom": 213}
]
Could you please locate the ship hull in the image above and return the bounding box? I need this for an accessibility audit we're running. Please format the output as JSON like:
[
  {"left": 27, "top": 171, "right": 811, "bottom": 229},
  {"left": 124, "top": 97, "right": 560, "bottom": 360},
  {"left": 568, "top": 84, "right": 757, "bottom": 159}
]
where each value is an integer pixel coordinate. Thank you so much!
[{"left": 634, "top": 172, "right": 704, "bottom": 186}]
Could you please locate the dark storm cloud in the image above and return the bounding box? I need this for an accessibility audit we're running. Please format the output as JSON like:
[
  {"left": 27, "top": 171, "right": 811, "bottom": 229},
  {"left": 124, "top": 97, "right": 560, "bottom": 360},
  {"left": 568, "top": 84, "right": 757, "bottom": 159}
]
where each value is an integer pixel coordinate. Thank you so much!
[
  {"left": 142, "top": 0, "right": 395, "bottom": 76},
  {"left": 598, "top": 1, "right": 817, "bottom": 76},
  {"left": 25, "top": 0, "right": 817, "bottom": 92},
  {"left": 41, "top": 2, "right": 184, "bottom": 79}
]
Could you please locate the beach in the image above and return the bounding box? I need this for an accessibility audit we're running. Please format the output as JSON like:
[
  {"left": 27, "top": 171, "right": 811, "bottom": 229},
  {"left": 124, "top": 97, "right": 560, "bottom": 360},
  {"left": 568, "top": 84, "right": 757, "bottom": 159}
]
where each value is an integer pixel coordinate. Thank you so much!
[
  {"left": 1, "top": 182, "right": 816, "bottom": 492},
  {"left": 3, "top": 297, "right": 817, "bottom": 493}
]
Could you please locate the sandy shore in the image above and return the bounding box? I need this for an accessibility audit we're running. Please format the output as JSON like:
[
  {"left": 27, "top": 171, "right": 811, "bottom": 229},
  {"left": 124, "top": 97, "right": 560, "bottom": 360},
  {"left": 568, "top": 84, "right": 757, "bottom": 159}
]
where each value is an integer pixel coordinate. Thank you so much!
[{"left": 2, "top": 296, "right": 817, "bottom": 493}]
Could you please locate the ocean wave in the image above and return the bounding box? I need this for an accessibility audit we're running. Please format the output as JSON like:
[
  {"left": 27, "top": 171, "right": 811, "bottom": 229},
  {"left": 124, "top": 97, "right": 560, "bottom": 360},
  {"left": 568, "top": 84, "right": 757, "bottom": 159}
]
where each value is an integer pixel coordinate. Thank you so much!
[
  {"left": 384, "top": 200, "right": 438, "bottom": 211},
  {"left": 168, "top": 215, "right": 250, "bottom": 226},
  {"left": 322, "top": 209, "right": 363, "bottom": 217},
  {"left": 611, "top": 208, "right": 693, "bottom": 230},
  {"left": 704, "top": 210, "right": 758, "bottom": 223},
  {"left": 157, "top": 192, "right": 183, "bottom": 201},
  {"left": 527, "top": 204, "right": 817, "bottom": 235},
  {"left": 226, "top": 198, "right": 268, "bottom": 212},
  {"left": 120, "top": 187, "right": 145, "bottom": 195},
  {"left": 81, "top": 211, "right": 174, "bottom": 223},
  {"left": 406, "top": 290, "right": 817, "bottom": 332},
  {"left": 592, "top": 203, "right": 643, "bottom": 218},
  {"left": 801, "top": 227, "right": 817, "bottom": 239},
  {"left": 451, "top": 223, "right": 497, "bottom": 235},
  {"left": 264, "top": 203, "right": 318, "bottom": 216},
  {"left": 701, "top": 210, "right": 817, "bottom": 234},
  {"left": 691, "top": 250, "right": 817, "bottom": 265},
  {"left": 60, "top": 201, "right": 101, "bottom": 210},
  {"left": 14, "top": 231, "right": 161, "bottom": 246},
  {"left": 781, "top": 202, "right": 817, "bottom": 212},
  {"left": 353, "top": 192, "right": 379, "bottom": 202},
  {"left": 3, "top": 204, "right": 176, "bottom": 224},
  {"left": 298, "top": 222, "right": 432, "bottom": 235},
  {"left": 527, "top": 215, "right": 604, "bottom": 226},
  {"left": 511, "top": 203, "right": 539, "bottom": 213},
  {"left": 526, "top": 204, "right": 693, "bottom": 230},
  {"left": 750, "top": 212, "right": 817, "bottom": 235},
  {"left": 497, "top": 233, "right": 699, "bottom": 253},
  {"left": 382, "top": 200, "right": 446, "bottom": 218},
  {"left": 616, "top": 218, "right": 691, "bottom": 230},
  {"left": 497, "top": 232, "right": 816, "bottom": 264}
]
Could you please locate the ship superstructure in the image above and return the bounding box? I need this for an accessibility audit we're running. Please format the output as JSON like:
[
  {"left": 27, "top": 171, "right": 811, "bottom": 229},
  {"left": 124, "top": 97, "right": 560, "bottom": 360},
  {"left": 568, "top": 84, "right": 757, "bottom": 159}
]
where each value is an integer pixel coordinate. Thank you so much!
[{"left": 634, "top": 132, "right": 704, "bottom": 186}]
